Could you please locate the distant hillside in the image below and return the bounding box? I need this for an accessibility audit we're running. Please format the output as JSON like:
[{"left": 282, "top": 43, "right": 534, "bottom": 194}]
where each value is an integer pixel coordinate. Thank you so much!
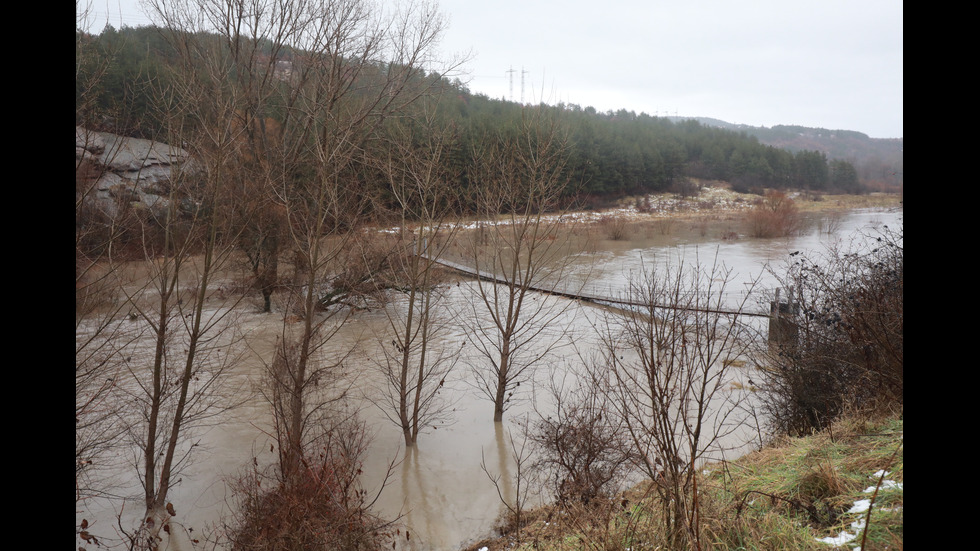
[
  {"left": 78, "top": 24, "right": 902, "bottom": 196},
  {"left": 669, "top": 116, "right": 903, "bottom": 168}
]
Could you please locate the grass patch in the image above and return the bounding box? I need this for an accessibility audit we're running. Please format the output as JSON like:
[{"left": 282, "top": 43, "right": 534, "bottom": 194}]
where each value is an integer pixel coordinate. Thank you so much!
[
  {"left": 464, "top": 414, "right": 903, "bottom": 551},
  {"left": 704, "top": 415, "right": 903, "bottom": 550}
]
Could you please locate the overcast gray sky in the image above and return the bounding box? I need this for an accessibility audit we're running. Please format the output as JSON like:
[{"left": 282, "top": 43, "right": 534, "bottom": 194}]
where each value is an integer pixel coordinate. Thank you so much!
[{"left": 80, "top": 0, "right": 903, "bottom": 138}]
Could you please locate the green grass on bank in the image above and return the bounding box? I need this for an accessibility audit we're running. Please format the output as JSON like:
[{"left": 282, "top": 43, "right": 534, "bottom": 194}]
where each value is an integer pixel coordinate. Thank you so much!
[{"left": 465, "top": 413, "right": 903, "bottom": 551}]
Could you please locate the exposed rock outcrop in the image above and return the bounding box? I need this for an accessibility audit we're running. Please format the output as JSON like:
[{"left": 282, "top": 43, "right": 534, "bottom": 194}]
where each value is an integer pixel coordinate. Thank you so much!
[{"left": 76, "top": 126, "right": 195, "bottom": 219}]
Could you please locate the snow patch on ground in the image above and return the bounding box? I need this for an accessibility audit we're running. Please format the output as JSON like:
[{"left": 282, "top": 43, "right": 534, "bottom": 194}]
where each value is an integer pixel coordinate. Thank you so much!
[
  {"left": 372, "top": 186, "right": 756, "bottom": 235},
  {"left": 815, "top": 470, "right": 903, "bottom": 549}
]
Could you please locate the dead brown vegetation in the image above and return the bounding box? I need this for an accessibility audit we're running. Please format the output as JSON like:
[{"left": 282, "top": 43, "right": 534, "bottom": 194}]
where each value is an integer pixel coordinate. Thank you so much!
[
  {"left": 746, "top": 190, "right": 804, "bottom": 238},
  {"left": 228, "top": 420, "right": 392, "bottom": 551},
  {"left": 596, "top": 214, "right": 631, "bottom": 241}
]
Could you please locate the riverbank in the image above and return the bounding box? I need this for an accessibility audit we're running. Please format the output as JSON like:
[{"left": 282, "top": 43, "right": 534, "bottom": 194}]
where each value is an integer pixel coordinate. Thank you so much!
[
  {"left": 431, "top": 184, "right": 901, "bottom": 253},
  {"left": 462, "top": 413, "right": 904, "bottom": 551},
  {"left": 568, "top": 184, "right": 902, "bottom": 230}
]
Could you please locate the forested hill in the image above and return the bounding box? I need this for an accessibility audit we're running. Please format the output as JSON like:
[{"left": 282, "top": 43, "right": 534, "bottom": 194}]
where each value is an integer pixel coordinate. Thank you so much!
[
  {"left": 669, "top": 116, "right": 903, "bottom": 169},
  {"left": 77, "top": 25, "right": 903, "bottom": 202},
  {"left": 449, "top": 94, "right": 902, "bottom": 198}
]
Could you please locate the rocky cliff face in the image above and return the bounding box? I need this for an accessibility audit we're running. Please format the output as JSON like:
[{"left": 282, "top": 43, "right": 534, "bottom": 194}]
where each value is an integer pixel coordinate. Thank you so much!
[{"left": 76, "top": 126, "right": 195, "bottom": 220}]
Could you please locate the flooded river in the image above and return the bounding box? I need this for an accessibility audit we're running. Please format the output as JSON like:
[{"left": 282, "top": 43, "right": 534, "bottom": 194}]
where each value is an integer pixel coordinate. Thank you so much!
[{"left": 76, "top": 206, "right": 902, "bottom": 550}]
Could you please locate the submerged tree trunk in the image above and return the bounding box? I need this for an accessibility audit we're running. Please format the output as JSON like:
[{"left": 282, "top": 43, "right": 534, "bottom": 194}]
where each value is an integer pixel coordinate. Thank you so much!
[{"left": 466, "top": 105, "right": 579, "bottom": 424}]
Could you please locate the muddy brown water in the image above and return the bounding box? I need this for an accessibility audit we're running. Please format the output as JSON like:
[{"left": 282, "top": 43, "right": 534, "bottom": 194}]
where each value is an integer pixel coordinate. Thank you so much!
[{"left": 75, "top": 207, "right": 902, "bottom": 550}]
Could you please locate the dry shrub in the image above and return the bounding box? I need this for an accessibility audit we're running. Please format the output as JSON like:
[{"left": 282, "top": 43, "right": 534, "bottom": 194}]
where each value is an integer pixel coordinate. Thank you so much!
[
  {"left": 229, "top": 423, "right": 391, "bottom": 551},
  {"left": 597, "top": 215, "right": 631, "bottom": 241},
  {"left": 760, "top": 224, "right": 903, "bottom": 435},
  {"left": 694, "top": 219, "right": 709, "bottom": 237},
  {"left": 656, "top": 218, "right": 676, "bottom": 235},
  {"left": 796, "top": 462, "right": 847, "bottom": 503},
  {"left": 821, "top": 212, "right": 845, "bottom": 234},
  {"left": 634, "top": 195, "right": 655, "bottom": 214},
  {"left": 746, "top": 190, "right": 803, "bottom": 238},
  {"left": 526, "top": 379, "right": 637, "bottom": 506}
]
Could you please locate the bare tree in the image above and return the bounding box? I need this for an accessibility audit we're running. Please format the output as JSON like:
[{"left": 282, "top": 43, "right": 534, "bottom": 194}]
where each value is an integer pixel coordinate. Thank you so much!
[
  {"left": 262, "top": 0, "right": 457, "bottom": 482},
  {"left": 594, "top": 253, "right": 758, "bottom": 549},
  {"left": 76, "top": 13, "right": 169, "bottom": 544},
  {"left": 195, "top": 0, "right": 314, "bottom": 315},
  {"left": 81, "top": 0, "right": 460, "bottom": 544},
  {"left": 143, "top": 0, "right": 457, "bottom": 481},
  {"left": 211, "top": 5, "right": 465, "bottom": 546},
  {"left": 81, "top": 4, "right": 273, "bottom": 545},
  {"left": 463, "top": 105, "right": 580, "bottom": 423},
  {"left": 76, "top": 11, "right": 124, "bottom": 528},
  {"left": 115, "top": 143, "right": 247, "bottom": 547},
  {"left": 371, "top": 101, "right": 464, "bottom": 446}
]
